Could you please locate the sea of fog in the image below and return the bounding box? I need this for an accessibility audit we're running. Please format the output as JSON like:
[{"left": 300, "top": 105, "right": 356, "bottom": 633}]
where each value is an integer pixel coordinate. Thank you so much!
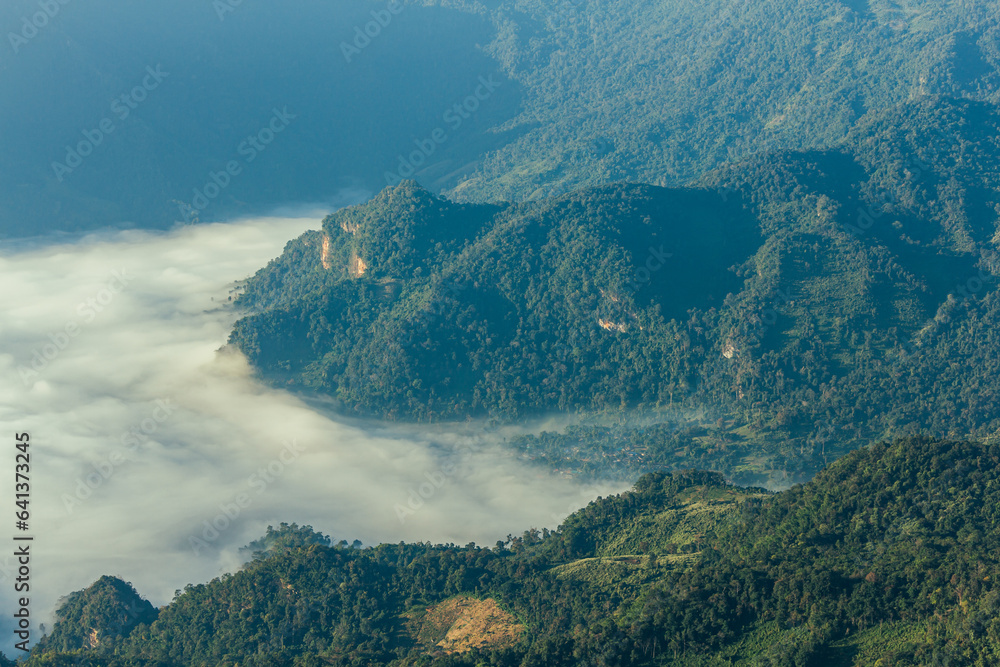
[{"left": 0, "top": 214, "right": 623, "bottom": 653}]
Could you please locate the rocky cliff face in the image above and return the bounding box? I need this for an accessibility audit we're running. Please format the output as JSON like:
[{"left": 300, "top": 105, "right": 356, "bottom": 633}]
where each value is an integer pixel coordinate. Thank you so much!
[
  {"left": 321, "top": 234, "right": 333, "bottom": 270},
  {"left": 35, "top": 576, "right": 158, "bottom": 653}
]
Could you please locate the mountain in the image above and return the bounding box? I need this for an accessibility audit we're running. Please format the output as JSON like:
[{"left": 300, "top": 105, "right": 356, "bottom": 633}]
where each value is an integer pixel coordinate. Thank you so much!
[
  {"left": 32, "top": 576, "right": 157, "bottom": 654},
  {"left": 228, "top": 96, "right": 1000, "bottom": 484},
  {"left": 5, "top": 0, "right": 1000, "bottom": 236},
  {"left": 23, "top": 437, "right": 1000, "bottom": 665},
  {"left": 447, "top": 0, "right": 1000, "bottom": 203},
  {"left": 0, "top": 0, "right": 513, "bottom": 236},
  {"left": 229, "top": 177, "right": 760, "bottom": 418}
]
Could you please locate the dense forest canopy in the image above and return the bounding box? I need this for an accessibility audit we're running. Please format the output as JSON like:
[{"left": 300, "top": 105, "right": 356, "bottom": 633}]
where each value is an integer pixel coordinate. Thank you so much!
[
  {"left": 229, "top": 96, "right": 1000, "bottom": 485},
  {"left": 12, "top": 2, "right": 1000, "bottom": 664},
  {"left": 19, "top": 437, "right": 1000, "bottom": 665},
  {"left": 446, "top": 0, "right": 1000, "bottom": 202}
]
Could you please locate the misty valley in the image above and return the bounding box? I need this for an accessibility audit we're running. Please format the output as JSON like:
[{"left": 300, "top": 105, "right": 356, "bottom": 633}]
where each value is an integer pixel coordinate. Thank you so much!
[{"left": 5, "top": 0, "right": 1000, "bottom": 665}]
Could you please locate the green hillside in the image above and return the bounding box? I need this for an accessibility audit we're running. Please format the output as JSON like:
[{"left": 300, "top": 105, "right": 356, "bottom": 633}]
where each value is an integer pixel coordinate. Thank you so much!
[
  {"left": 13, "top": 2, "right": 1000, "bottom": 666},
  {"left": 229, "top": 97, "right": 1000, "bottom": 483},
  {"left": 21, "top": 437, "right": 1000, "bottom": 665},
  {"left": 447, "top": 0, "right": 1000, "bottom": 202}
]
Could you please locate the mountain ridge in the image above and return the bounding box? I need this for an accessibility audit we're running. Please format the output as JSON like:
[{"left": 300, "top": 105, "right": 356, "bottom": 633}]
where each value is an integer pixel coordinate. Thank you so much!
[
  {"left": 21, "top": 436, "right": 1000, "bottom": 665},
  {"left": 228, "top": 96, "right": 1000, "bottom": 483}
]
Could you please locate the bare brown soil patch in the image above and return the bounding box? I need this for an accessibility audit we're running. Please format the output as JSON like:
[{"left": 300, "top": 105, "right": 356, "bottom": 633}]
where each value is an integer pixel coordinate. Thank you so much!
[{"left": 412, "top": 595, "right": 523, "bottom": 654}]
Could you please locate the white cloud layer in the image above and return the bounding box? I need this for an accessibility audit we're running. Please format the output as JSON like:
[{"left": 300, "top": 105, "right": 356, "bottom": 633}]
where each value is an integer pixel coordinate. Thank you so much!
[{"left": 0, "top": 214, "right": 623, "bottom": 654}]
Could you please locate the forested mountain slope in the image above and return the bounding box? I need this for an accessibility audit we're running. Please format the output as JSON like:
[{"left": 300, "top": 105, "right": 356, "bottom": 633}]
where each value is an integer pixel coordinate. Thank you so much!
[
  {"left": 229, "top": 97, "right": 1000, "bottom": 483},
  {"left": 5, "top": 0, "right": 1000, "bottom": 235},
  {"left": 449, "top": 0, "right": 1000, "bottom": 202},
  {"left": 19, "top": 437, "right": 1000, "bottom": 665}
]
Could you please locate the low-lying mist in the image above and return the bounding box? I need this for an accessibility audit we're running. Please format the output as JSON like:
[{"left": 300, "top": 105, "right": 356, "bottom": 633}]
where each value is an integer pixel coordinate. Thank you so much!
[{"left": 0, "top": 213, "right": 624, "bottom": 653}]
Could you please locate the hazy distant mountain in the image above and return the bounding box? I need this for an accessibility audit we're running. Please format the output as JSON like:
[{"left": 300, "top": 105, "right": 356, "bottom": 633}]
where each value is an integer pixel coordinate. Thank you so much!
[
  {"left": 4, "top": 0, "right": 999, "bottom": 236},
  {"left": 448, "top": 0, "right": 1000, "bottom": 202},
  {"left": 0, "top": 0, "right": 514, "bottom": 236}
]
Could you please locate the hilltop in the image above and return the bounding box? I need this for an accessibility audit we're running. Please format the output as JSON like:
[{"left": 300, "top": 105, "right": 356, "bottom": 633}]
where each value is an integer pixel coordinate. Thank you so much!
[{"left": 229, "top": 97, "right": 1000, "bottom": 483}]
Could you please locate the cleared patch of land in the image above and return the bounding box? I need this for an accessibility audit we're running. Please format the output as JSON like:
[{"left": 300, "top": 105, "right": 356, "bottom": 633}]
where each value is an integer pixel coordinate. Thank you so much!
[{"left": 407, "top": 595, "right": 524, "bottom": 655}]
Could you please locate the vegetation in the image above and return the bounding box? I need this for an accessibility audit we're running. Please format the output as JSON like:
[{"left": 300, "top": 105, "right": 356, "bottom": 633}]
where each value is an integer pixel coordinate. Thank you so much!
[
  {"left": 7, "top": 0, "right": 1000, "bottom": 236},
  {"left": 447, "top": 0, "right": 1000, "bottom": 203},
  {"left": 33, "top": 577, "right": 157, "bottom": 655},
  {"left": 17, "top": 3, "right": 1000, "bottom": 666},
  {"left": 24, "top": 437, "right": 1000, "bottom": 665},
  {"left": 230, "top": 96, "right": 1000, "bottom": 482}
]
